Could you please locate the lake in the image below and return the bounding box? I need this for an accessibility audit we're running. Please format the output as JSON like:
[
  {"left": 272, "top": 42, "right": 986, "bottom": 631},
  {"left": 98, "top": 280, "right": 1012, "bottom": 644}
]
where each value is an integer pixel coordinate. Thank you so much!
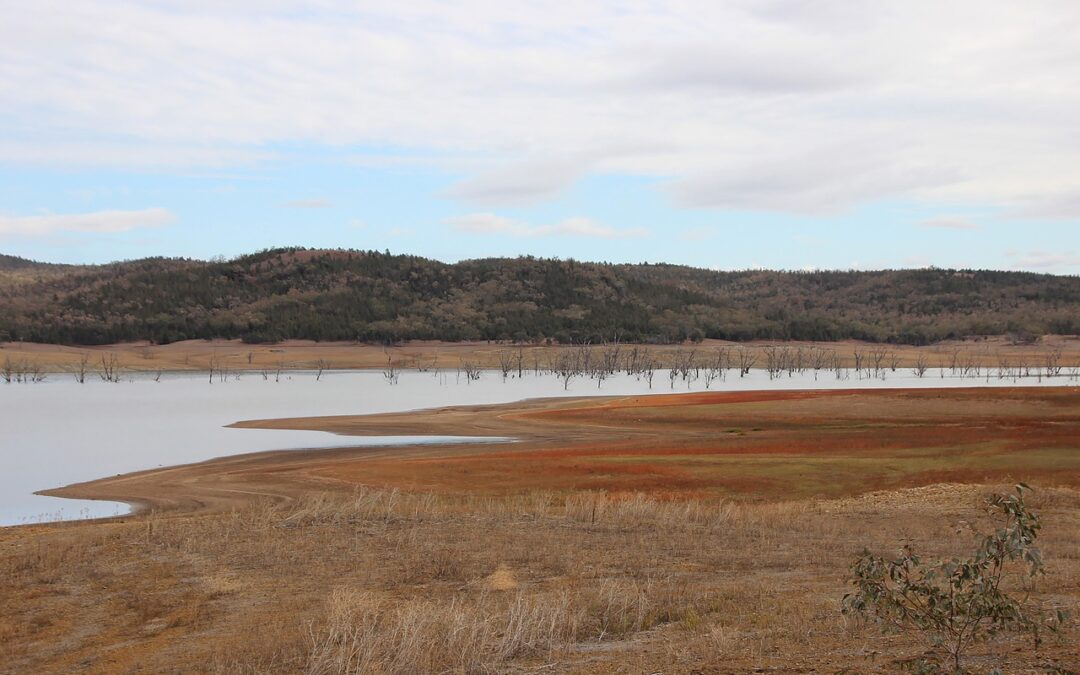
[{"left": 2, "top": 366, "right": 1074, "bottom": 526}]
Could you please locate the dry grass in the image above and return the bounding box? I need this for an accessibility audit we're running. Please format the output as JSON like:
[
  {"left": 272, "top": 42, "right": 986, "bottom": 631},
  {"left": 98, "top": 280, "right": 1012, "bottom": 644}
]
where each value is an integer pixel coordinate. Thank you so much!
[
  {"left": 6, "top": 388, "right": 1080, "bottom": 672},
  {"left": 2, "top": 485, "right": 1078, "bottom": 673},
  {"left": 4, "top": 335, "right": 1080, "bottom": 375}
]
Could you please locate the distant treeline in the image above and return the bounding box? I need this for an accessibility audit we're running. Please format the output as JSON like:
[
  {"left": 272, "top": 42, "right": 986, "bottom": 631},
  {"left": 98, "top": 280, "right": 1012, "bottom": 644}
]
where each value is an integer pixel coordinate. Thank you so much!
[{"left": 0, "top": 248, "right": 1078, "bottom": 346}]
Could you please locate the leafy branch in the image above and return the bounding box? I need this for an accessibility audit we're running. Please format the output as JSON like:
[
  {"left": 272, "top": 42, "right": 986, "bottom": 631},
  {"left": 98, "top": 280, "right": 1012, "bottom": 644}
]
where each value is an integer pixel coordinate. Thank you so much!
[{"left": 842, "top": 485, "right": 1068, "bottom": 672}]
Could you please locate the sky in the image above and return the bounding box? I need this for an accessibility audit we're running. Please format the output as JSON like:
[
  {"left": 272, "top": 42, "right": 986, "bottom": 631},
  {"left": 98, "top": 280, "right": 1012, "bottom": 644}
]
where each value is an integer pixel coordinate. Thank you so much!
[{"left": 2, "top": 1, "right": 1080, "bottom": 273}]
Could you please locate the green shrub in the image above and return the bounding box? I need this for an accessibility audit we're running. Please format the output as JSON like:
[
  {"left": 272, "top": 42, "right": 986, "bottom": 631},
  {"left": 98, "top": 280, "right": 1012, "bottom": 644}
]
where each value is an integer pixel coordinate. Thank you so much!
[{"left": 842, "top": 485, "right": 1068, "bottom": 672}]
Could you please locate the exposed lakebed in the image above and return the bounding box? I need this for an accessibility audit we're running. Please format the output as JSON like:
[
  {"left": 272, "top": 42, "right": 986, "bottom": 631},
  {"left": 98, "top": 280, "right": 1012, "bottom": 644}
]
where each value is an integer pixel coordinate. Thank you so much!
[{"left": 2, "top": 367, "right": 1074, "bottom": 525}]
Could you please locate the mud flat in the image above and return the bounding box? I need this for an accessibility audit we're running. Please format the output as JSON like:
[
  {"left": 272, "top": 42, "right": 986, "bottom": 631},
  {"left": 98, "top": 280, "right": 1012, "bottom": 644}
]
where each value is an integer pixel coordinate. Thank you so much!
[{"left": 53, "top": 386, "right": 1080, "bottom": 512}]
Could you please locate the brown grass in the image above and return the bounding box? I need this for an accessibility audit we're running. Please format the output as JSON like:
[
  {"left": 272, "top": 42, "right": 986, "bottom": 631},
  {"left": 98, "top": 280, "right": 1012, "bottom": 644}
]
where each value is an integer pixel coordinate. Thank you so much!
[
  {"left": 2, "top": 485, "right": 1078, "bottom": 673},
  {"left": 5, "top": 388, "right": 1080, "bottom": 672},
  {"left": 4, "top": 334, "right": 1080, "bottom": 374}
]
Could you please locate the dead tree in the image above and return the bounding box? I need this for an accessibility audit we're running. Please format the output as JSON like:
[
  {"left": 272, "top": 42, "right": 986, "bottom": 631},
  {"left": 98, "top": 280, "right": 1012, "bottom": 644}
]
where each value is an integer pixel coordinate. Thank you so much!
[
  {"left": 383, "top": 356, "right": 399, "bottom": 384},
  {"left": 413, "top": 354, "right": 438, "bottom": 373},
  {"left": 670, "top": 348, "right": 697, "bottom": 386},
  {"left": 736, "top": 348, "right": 756, "bottom": 377},
  {"left": 645, "top": 358, "right": 657, "bottom": 389},
  {"left": 830, "top": 352, "right": 847, "bottom": 380},
  {"left": 913, "top": 354, "right": 929, "bottom": 378},
  {"left": 1045, "top": 349, "right": 1063, "bottom": 378},
  {"left": 460, "top": 358, "right": 482, "bottom": 382},
  {"left": 28, "top": 362, "right": 46, "bottom": 383},
  {"left": 808, "top": 347, "right": 829, "bottom": 377},
  {"left": 73, "top": 353, "right": 90, "bottom": 384},
  {"left": 498, "top": 350, "right": 515, "bottom": 380},
  {"left": 99, "top": 354, "right": 121, "bottom": 383},
  {"left": 869, "top": 348, "right": 888, "bottom": 378},
  {"left": 762, "top": 346, "right": 781, "bottom": 380},
  {"left": 576, "top": 343, "right": 594, "bottom": 375},
  {"left": 600, "top": 341, "right": 621, "bottom": 376},
  {"left": 703, "top": 347, "right": 729, "bottom": 388},
  {"left": 853, "top": 349, "right": 866, "bottom": 378},
  {"left": 625, "top": 346, "right": 643, "bottom": 376},
  {"left": 955, "top": 354, "right": 977, "bottom": 378},
  {"left": 553, "top": 351, "right": 579, "bottom": 390},
  {"left": 996, "top": 354, "right": 1013, "bottom": 381},
  {"left": 887, "top": 350, "right": 900, "bottom": 372}
]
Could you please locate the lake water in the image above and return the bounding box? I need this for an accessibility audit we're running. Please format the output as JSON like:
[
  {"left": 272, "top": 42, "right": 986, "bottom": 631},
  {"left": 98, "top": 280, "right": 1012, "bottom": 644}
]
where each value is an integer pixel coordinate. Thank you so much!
[{"left": 2, "top": 366, "right": 1075, "bottom": 526}]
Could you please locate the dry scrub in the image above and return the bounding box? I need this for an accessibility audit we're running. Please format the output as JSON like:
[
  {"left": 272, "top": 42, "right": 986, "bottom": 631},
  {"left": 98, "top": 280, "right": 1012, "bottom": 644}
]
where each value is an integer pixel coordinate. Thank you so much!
[
  {"left": 14, "top": 387, "right": 1080, "bottom": 672},
  {"left": 4, "top": 335, "right": 1080, "bottom": 380},
  {"left": 2, "top": 485, "right": 1078, "bottom": 673}
]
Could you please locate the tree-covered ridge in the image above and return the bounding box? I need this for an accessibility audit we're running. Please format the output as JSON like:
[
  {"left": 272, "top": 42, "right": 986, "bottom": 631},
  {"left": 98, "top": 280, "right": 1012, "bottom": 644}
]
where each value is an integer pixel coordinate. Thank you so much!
[
  {"left": 1, "top": 247, "right": 1077, "bottom": 345},
  {"left": 0, "top": 254, "right": 47, "bottom": 271}
]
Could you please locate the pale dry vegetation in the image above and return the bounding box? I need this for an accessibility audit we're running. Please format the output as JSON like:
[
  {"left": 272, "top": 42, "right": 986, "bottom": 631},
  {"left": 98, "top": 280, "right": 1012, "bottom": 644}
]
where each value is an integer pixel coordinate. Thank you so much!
[
  {"left": 4, "top": 335, "right": 1080, "bottom": 384},
  {"left": 2, "top": 485, "right": 1077, "bottom": 673}
]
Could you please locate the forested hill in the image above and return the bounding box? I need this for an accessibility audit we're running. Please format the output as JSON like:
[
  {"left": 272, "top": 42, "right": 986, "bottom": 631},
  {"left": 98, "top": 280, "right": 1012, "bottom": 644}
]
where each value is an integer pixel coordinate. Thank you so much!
[
  {"left": 0, "top": 247, "right": 1077, "bottom": 346},
  {"left": 0, "top": 253, "right": 67, "bottom": 271}
]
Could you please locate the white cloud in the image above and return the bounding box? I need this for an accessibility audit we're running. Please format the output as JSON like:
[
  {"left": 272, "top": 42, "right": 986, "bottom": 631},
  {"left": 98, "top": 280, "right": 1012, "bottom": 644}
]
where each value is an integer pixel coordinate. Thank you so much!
[
  {"left": 448, "top": 213, "right": 647, "bottom": 239},
  {"left": 629, "top": 42, "right": 866, "bottom": 94},
  {"left": 444, "top": 156, "right": 588, "bottom": 207},
  {"left": 668, "top": 146, "right": 959, "bottom": 214},
  {"left": 1007, "top": 251, "right": 1080, "bottom": 269},
  {"left": 4, "top": 1, "right": 1080, "bottom": 217},
  {"left": 0, "top": 208, "right": 175, "bottom": 237},
  {"left": 1008, "top": 191, "right": 1080, "bottom": 220},
  {"left": 919, "top": 216, "right": 981, "bottom": 230},
  {"left": 0, "top": 139, "right": 270, "bottom": 168}
]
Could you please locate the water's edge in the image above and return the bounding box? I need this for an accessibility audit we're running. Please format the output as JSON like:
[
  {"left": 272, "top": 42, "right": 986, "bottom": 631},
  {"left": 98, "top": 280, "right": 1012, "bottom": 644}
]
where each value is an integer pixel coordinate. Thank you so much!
[{"left": 4, "top": 368, "right": 1074, "bottom": 527}]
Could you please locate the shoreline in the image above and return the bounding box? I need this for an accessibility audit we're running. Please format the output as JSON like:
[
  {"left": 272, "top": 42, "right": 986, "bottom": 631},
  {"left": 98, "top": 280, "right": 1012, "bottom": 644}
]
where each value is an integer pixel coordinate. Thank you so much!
[
  {"left": 33, "top": 385, "right": 1080, "bottom": 520},
  {"left": 39, "top": 394, "right": 602, "bottom": 518},
  {"left": 5, "top": 386, "right": 1079, "bottom": 672}
]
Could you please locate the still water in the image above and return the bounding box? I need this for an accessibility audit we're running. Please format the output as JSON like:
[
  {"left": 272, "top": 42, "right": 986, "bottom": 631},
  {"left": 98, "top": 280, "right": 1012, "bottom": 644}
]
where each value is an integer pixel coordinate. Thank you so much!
[{"left": 1, "top": 367, "right": 1073, "bottom": 526}]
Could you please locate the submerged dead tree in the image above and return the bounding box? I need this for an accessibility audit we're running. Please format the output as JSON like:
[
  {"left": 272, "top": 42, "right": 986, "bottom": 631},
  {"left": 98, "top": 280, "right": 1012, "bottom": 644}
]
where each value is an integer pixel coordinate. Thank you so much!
[
  {"left": 736, "top": 348, "right": 756, "bottom": 377},
  {"left": 459, "top": 359, "right": 482, "bottom": 382},
  {"left": 383, "top": 356, "right": 399, "bottom": 384},
  {"left": 72, "top": 353, "right": 90, "bottom": 384},
  {"left": 99, "top": 354, "right": 121, "bottom": 383}
]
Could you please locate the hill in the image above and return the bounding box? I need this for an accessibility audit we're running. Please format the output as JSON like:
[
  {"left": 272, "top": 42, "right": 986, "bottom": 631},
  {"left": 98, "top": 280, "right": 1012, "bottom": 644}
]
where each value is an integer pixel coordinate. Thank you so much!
[
  {"left": 0, "top": 254, "right": 79, "bottom": 290},
  {"left": 0, "top": 247, "right": 1077, "bottom": 345},
  {"left": 0, "top": 253, "right": 79, "bottom": 272},
  {"left": 0, "top": 254, "right": 47, "bottom": 271}
]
